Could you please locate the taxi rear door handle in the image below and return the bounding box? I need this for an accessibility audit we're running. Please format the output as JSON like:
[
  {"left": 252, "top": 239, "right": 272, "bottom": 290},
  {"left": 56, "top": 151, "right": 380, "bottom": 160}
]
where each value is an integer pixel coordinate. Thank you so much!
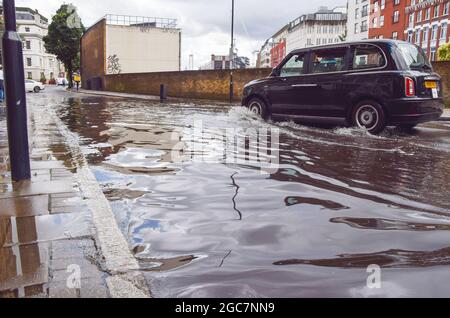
[{"left": 291, "top": 84, "right": 319, "bottom": 88}]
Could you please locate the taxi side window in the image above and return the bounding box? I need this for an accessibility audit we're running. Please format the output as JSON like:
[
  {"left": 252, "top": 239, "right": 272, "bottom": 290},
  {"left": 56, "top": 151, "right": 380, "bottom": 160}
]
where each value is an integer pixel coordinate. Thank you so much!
[
  {"left": 353, "top": 45, "right": 386, "bottom": 70},
  {"left": 280, "top": 54, "right": 305, "bottom": 77},
  {"left": 311, "top": 48, "right": 347, "bottom": 74}
]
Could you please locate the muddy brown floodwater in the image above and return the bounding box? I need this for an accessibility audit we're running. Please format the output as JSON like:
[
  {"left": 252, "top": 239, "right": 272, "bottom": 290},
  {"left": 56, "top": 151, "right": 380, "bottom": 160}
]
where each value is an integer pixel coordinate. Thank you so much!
[{"left": 34, "top": 88, "right": 450, "bottom": 297}]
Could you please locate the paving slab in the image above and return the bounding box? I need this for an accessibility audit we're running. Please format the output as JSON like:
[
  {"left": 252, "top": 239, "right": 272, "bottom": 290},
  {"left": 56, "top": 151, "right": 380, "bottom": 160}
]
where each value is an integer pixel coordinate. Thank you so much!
[{"left": 0, "top": 194, "right": 49, "bottom": 217}]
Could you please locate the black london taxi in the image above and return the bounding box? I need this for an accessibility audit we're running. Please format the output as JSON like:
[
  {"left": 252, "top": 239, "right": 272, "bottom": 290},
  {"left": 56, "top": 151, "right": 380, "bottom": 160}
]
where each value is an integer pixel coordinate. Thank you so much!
[{"left": 242, "top": 40, "right": 444, "bottom": 134}]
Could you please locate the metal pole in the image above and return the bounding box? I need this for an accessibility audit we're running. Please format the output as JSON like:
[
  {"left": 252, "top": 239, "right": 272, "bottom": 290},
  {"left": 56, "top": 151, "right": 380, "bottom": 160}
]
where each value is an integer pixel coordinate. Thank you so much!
[
  {"left": 229, "top": 0, "right": 234, "bottom": 104},
  {"left": 2, "top": 0, "right": 31, "bottom": 181}
]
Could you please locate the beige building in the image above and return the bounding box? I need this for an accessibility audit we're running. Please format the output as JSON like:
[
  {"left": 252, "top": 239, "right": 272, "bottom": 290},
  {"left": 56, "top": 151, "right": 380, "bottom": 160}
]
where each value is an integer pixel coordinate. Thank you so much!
[
  {"left": 81, "top": 14, "right": 181, "bottom": 89},
  {"left": 0, "top": 6, "right": 65, "bottom": 81}
]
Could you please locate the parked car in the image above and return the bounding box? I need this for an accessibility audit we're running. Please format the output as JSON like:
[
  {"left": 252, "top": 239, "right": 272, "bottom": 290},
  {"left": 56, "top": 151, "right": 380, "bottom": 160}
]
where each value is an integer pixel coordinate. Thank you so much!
[
  {"left": 242, "top": 40, "right": 444, "bottom": 134},
  {"left": 56, "top": 77, "right": 68, "bottom": 86},
  {"left": 25, "top": 80, "right": 45, "bottom": 93}
]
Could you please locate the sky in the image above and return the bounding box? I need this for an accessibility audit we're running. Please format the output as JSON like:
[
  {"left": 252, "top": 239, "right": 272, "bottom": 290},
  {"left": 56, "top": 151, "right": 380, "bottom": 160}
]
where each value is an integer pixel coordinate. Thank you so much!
[{"left": 16, "top": 0, "right": 346, "bottom": 69}]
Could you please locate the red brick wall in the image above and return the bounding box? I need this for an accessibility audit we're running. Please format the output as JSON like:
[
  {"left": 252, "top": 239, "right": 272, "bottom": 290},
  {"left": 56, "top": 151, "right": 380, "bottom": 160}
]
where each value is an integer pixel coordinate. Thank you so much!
[
  {"left": 80, "top": 19, "right": 106, "bottom": 89},
  {"left": 103, "top": 63, "right": 449, "bottom": 104},
  {"left": 369, "top": 0, "right": 408, "bottom": 40},
  {"left": 433, "top": 61, "right": 450, "bottom": 103},
  {"left": 404, "top": 0, "right": 450, "bottom": 61}
]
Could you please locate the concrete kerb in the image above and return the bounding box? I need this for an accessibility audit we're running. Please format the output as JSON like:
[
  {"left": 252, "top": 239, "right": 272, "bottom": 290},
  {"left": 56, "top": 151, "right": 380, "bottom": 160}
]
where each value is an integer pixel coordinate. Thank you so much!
[{"left": 40, "top": 103, "right": 150, "bottom": 298}]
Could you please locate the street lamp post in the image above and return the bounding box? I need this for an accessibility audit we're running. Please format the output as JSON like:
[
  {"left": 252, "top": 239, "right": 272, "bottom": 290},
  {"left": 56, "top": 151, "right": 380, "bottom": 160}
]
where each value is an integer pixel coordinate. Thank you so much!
[
  {"left": 2, "top": 0, "right": 31, "bottom": 181},
  {"left": 229, "top": 0, "right": 234, "bottom": 104}
]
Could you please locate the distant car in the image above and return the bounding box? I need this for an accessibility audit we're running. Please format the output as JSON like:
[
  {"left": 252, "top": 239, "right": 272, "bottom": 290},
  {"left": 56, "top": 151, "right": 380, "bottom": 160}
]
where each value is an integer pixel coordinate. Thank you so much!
[
  {"left": 25, "top": 80, "right": 45, "bottom": 93},
  {"left": 56, "top": 77, "right": 68, "bottom": 86},
  {"left": 242, "top": 40, "right": 444, "bottom": 134}
]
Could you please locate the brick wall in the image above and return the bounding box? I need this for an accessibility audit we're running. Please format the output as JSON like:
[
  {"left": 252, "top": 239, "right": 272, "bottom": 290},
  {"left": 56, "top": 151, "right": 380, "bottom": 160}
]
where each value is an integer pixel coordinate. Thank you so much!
[
  {"left": 103, "top": 63, "right": 449, "bottom": 104},
  {"left": 81, "top": 19, "right": 106, "bottom": 90},
  {"left": 433, "top": 61, "right": 450, "bottom": 105},
  {"left": 104, "top": 68, "right": 272, "bottom": 101}
]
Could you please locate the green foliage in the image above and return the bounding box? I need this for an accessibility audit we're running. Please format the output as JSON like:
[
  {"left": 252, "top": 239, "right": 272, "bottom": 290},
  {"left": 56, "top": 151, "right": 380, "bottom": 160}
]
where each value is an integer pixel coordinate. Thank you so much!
[
  {"left": 43, "top": 4, "right": 85, "bottom": 88},
  {"left": 338, "top": 30, "right": 347, "bottom": 42},
  {"left": 438, "top": 43, "right": 450, "bottom": 61},
  {"left": 40, "top": 73, "right": 47, "bottom": 84}
]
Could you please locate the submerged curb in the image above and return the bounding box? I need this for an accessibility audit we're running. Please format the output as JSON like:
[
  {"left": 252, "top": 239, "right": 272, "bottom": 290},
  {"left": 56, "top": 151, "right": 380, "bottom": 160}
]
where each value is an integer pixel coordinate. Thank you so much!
[{"left": 41, "top": 104, "right": 151, "bottom": 298}]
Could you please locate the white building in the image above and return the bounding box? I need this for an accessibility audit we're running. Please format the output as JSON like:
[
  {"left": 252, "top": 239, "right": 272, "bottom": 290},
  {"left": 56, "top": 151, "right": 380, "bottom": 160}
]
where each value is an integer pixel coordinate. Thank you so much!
[
  {"left": 286, "top": 6, "right": 348, "bottom": 53},
  {"left": 346, "top": 0, "right": 371, "bottom": 41},
  {"left": 104, "top": 15, "right": 181, "bottom": 74},
  {"left": 1, "top": 7, "right": 65, "bottom": 81},
  {"left": 258, "top": 39, "right": 273, "bottom": 68}
]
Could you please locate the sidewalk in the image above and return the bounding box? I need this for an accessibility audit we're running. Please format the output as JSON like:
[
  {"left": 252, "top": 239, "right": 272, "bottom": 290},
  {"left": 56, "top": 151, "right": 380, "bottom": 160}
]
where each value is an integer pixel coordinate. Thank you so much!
[
  {"left": 441, "top": 108, "right": 450, "bottom": 121},
  {"left": 0, "top": 101, "right": 149, "bottom": 298}
]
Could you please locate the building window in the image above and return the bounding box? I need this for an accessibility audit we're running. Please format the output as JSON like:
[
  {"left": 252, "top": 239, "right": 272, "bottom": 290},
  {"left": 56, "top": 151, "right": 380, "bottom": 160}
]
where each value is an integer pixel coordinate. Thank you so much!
[
  {"left": 425, "top": 8, "right": 431, "bottom": 20},
  {"left": 26, "top": 58, "right": 32, "bottom": 66},
  {"left": 394, "top": 0, "right": 400, "bottom": 5},
  {"left": 431, "top": 25, "right": 438, "bottom": 41},
  {"left": 441, "top": 23, "right": 448, "bottom": 41},
  {"left": 362, "top": 5, "right": 368, "bottom": 17},
  {"left": 355, "top": 8, "right": 359, "bottom": 19},
  {"left": 434, "top": 5, "right": 440, "bottom": 18},
  {"left": 27, "top": 72, "right": 32, "bottom": 79},
  {"left": 444, "top": 3, "right": 449, "bottom": 16},
  {"left": 417, "top": 10, "right": 422, "bottom": 22},
  {"left": 381, "top": 0, "right": 385, "bottom": 10},
  {"left": 431, "top": 47, "right": 436, "bottom": 61},
  {"left": 361, "top": 20, "right": 368, "bottom": 32},
  {"left": 380, "top": 16, "right": 384, "bottom": 27},
  {"left": 393, "top": 11, "right": 400, "bottom": 24},
  {"left": 373, "top": 17, "right": 378, "bottom": 28},
  {"left": 25, "top": 27, "right": 30, "bottom": 32},
  {"left": 25, "top": 41, "right": 31, "bottom": 50},
  {"left": 407, "top": 31, "right": 413, "bottom": 43},
  {"left": 409, "top": 13, "right": 414, "bottom": 27},
  {"left": 392, "top": 31, "right": 398, "bottom": 40},
  {"left": 355, "top": 23, "right": 359, "bottom": 34},
  {"left": 423, "top": 27, "right": 429, "bottom": 45},
  {"left": 415, "top": 29, "right": 421, "bottom": 45}
]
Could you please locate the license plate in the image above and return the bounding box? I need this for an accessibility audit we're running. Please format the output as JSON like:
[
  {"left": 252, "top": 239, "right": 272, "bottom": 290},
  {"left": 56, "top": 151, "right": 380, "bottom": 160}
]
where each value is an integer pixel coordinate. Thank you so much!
[
  {"left": 425, "top": 81, "right": 437, "bottom": 89},
  {"left": 432, "top": 88, "right": 439, "bottom": 99}
]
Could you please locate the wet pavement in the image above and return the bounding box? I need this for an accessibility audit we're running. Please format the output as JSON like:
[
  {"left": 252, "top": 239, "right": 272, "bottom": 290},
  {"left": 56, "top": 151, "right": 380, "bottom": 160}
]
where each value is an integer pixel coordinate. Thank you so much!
[
  {"left": 4, "top": 86, "right": 450, "bottom": 298},
  {"left": 0, "top": 92, "right": 109, "bottom": 298}
]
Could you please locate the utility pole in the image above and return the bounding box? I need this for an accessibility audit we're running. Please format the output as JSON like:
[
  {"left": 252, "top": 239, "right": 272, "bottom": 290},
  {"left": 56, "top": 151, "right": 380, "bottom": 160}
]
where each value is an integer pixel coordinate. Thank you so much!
[
  {"left": 229, "top": 0, "right": 234, "bottom": 104},
  {"left": 2, "top": 0, "right": 31, "bottom": 181}
]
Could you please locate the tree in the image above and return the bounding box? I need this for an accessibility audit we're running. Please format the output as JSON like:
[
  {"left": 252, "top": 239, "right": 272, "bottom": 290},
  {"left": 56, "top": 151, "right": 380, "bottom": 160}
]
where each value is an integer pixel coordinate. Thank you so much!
[
  {"left": 438, "top": 43, "right": 450, "bottom": 61},
  {"left": 338, "top": 29, "right": 347, "bottom": 42},
  {"left": 44, "top": 4, "right": 85, "bottom": 88}
]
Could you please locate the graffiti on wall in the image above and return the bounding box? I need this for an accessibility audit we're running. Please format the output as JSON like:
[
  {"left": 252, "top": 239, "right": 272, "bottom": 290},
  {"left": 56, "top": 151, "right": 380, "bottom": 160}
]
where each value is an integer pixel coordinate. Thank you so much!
[{"left": 107, "top": 54, "right": 122, "bottom": 74}]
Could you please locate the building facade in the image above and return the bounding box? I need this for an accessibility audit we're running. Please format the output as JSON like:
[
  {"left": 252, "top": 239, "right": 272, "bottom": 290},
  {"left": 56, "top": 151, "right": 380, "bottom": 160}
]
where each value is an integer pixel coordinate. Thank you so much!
[
  {"left": 258, "top": 39, "right": 274, "bottom": 68},
  {"left": 200, "top": 54, "right": 250, "bottom": 70},
  {"left": 369, "top": 0, "right": 408, "bottom": 40},
  {"left": 347, "top": 0, "right": 372, "bottom": 41},
  {"left": 286, "top": 6, "right": 347, "bottom": 53},
  {"left": 405, "top": 0, "right": 449, "bottom": 61},
  {"left": 270, "top": 25, "right": 289, "bottom": 67},
  {"left": 81, "top": 15, "right": 181, "bottom": 89},
  {"left": 0, "top": 6, "right": 64, "bottom": 81}
]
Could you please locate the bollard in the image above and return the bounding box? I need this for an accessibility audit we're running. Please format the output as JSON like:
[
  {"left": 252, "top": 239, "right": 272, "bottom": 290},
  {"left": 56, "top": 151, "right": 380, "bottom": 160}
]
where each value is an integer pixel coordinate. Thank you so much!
[
  {"left": 160, "top": 84, "right": 168, "bottom": 101},
  {"left": 2, "top": 0, "right": 31, "bottom": 181}
]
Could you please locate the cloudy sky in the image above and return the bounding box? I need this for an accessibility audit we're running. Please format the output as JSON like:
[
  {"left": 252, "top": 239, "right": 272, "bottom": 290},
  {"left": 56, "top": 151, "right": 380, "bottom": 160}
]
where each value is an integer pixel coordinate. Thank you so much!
[{"left": 17, "top": 0, "right": 346, "bottom": 69}]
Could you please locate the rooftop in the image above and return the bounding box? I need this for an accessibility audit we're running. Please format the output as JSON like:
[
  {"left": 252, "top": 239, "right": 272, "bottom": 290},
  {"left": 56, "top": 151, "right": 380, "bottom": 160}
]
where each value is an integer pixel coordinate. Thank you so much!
[
  {"left": 0, "top": 6, "right": 48, "bottom": 23},
  {"left": 104, "top": 14, "right": 178, "bottom": 29}
]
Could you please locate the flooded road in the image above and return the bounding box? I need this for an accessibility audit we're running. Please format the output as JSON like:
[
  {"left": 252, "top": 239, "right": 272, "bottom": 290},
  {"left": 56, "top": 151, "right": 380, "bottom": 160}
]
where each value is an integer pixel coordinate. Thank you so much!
[{"left": 32, "top": 87, "right": 450, "bottom": 297}]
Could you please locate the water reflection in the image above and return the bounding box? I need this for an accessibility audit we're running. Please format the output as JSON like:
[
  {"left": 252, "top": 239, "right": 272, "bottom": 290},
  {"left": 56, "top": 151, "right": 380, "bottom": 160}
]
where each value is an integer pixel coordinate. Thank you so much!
[
  {"left": 273, "top": 247, "right": 450, "bottom": 268},
  {"left": 51, "top": 92, "right": 450, "bottom": 297}
]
